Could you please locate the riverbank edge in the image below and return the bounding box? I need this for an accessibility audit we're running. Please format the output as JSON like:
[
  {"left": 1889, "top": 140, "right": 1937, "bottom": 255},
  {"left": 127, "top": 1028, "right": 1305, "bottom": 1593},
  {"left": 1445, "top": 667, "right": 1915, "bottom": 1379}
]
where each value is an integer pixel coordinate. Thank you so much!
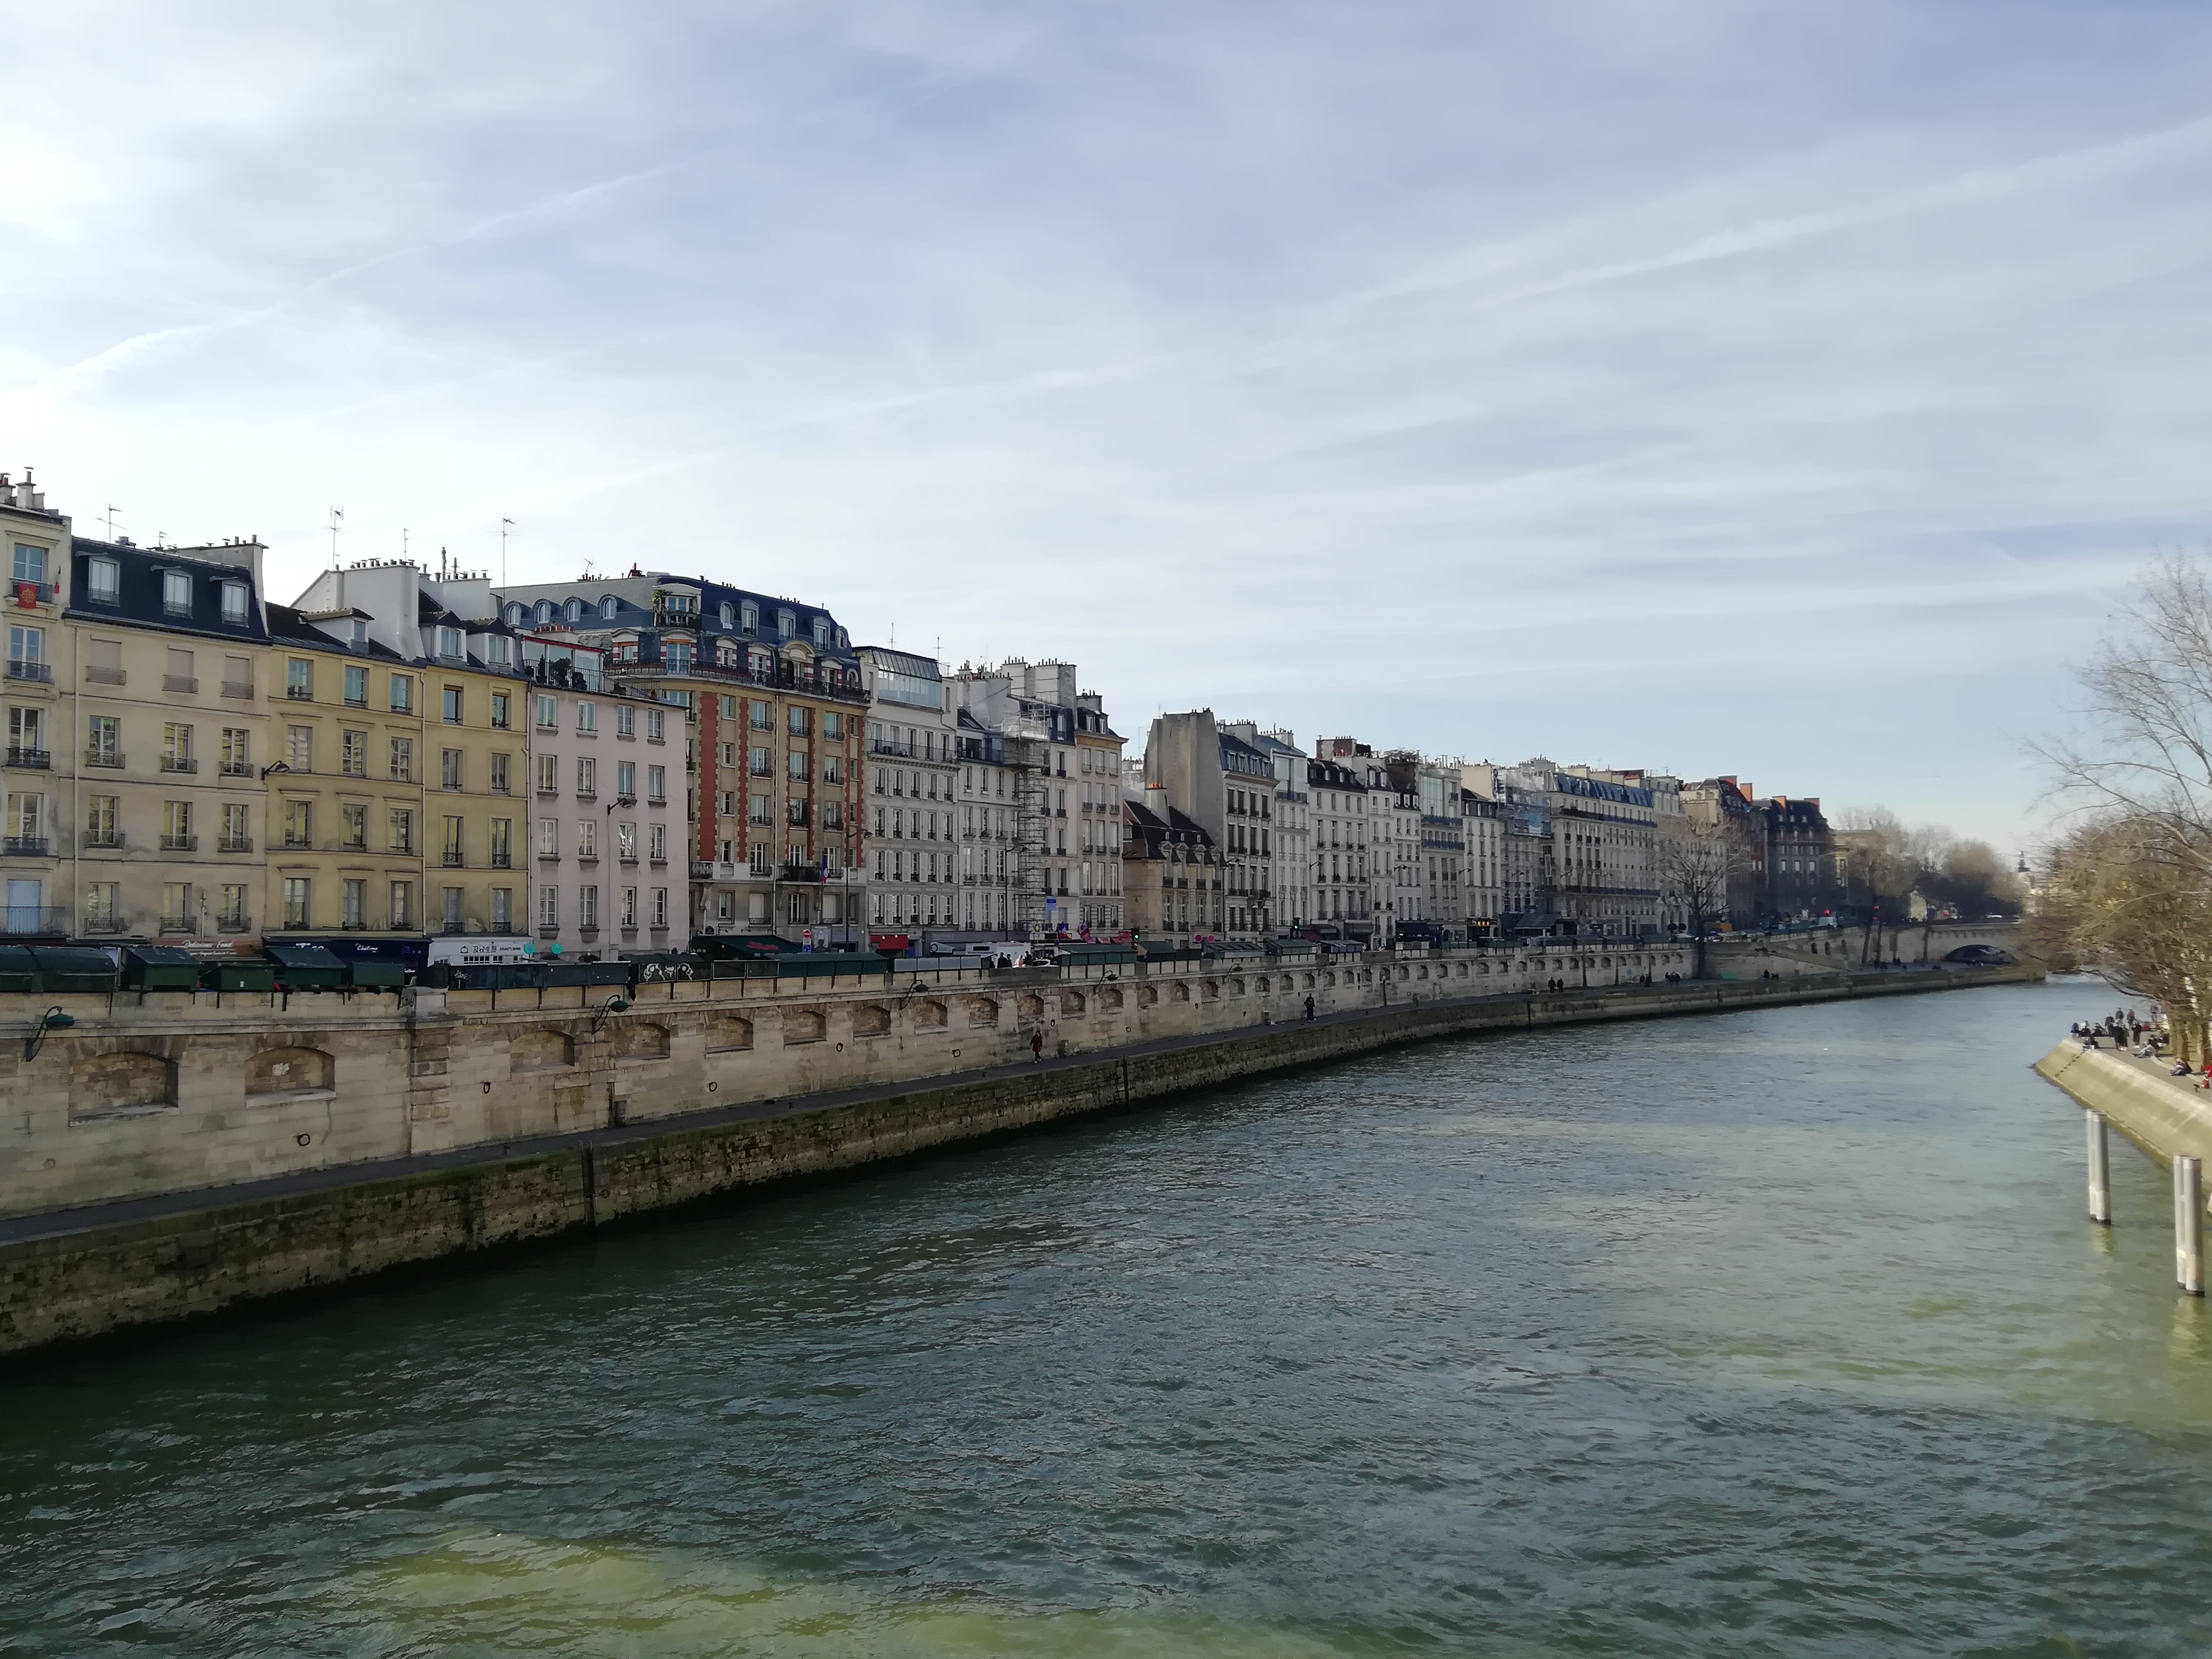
[
  {"left": 3, "top": 966, "right": 2029, "bottom": 1359},
  {"left": 2034, "top": 1042, "right": 2212, "bottom": 1167}
]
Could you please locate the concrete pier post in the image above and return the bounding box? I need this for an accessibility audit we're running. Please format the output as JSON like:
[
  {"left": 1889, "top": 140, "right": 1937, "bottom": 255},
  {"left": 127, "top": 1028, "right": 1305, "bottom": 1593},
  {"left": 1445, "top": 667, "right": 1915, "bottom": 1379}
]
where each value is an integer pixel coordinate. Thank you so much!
[
  {"left": 2177, "top": 1156, "right": 2204, "bottom": 1296},
  {"left": 2087, "top": 1110, "right": 2113, "bottom": 1225}
]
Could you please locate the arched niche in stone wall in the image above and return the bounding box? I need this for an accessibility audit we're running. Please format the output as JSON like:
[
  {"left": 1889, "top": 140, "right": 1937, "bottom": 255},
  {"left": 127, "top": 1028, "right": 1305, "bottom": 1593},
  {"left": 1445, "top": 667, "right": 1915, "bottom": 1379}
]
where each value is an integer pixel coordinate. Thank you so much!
[
  {"left": 246, "top": 1046, "right": 334, "bottom": 1098},
  {"left": 784, "top": 1008, "right": 827, "bottom": 1045},
  {"left": 706, "top": 1014, "right": 754, "bottom": 1052},
  {"left": 911, "top": 1000, "right": 948, "bottom": 1031},
  {"left": 608, "top": 1022, "right": 669, "bottom": 1062},
  {"left": 512, "top": 1030, "right": 576, "bottom": 1072},
  {"left": 71, "top": 1050, "right": 174, "bottom": 1118},
  {"left": 966, "top": 997, "right": 1000, "bottom": 1029},
  {"left": 850, "top": 1003, "right": 891, "bottom": 1038}
]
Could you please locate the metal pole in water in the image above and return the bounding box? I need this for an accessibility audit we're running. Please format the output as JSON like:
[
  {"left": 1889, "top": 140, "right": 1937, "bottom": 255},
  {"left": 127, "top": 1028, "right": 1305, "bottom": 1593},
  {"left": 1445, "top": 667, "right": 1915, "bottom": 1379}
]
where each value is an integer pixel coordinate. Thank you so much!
[
  {"left": 2177, "top": 1156, "right": 2204, "bottom": 1296},
  {"left": 2087, "top": 1110, "right": 2113, "bottom": 1225}
]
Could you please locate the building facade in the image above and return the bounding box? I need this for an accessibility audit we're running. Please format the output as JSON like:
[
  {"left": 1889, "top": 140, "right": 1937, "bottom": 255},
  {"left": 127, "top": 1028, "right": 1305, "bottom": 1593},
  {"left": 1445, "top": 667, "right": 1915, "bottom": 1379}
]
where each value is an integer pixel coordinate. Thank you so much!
[
  {"left": 1306, "top": 749, "right": 1373, "bottom": 937},
  {"left": 861, "top": 647, "right": 961, "bottom": 944},
  {"left": 1762, "top": 795, "right": 1836, "bottom": 923},
  {"left": 1122, "top": 794, "right": 1223, "bottom": 944},
  {"left": 1146, "top": 710, "right": 1275, "bottom": 942}
]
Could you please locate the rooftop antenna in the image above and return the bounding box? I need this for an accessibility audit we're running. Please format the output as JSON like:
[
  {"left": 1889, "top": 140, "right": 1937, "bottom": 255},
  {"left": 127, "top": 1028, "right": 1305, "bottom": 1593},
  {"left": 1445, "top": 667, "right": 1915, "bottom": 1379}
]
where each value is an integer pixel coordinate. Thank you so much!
[
  {"left": 500, "top": 517, "right": 515, "bottom": 586},
  {"left": 328, "top": 507, "right": 343, "bottom": 570},
  {"left": 103, "top": 505, "right": 122, "bottom": 540},
  {"left": 402, "top": 527, "right": 410, "bottom": 564}
]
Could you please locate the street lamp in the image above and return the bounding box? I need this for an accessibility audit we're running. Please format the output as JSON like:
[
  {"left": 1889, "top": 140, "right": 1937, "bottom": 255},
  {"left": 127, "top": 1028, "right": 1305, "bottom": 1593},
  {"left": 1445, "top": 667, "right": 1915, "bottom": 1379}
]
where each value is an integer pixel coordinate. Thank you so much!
[{"left": 23, "top": 1005, "right": 72, "bottom": 1062}]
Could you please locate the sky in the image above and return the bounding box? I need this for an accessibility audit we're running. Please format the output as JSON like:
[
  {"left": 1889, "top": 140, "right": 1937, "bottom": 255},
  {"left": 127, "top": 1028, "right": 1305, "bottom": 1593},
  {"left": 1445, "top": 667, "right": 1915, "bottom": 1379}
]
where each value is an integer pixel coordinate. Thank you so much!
[{"left": 5, "top": 1, "right": 2211, "bottom": 854}]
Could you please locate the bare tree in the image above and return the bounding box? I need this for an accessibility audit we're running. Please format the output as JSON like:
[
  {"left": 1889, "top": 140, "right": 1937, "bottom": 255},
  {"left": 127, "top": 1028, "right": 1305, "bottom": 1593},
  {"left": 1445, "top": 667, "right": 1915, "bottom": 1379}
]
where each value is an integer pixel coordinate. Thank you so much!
[
  {"left": 1656, "top": 817, "right": 1730, "bottom": 978},
  {"left": 2042, "top": 551, "right": 2212, "bottom": 872},
  {"left": 1835, "top": 808, "right": 1926, "bottom": 966}
]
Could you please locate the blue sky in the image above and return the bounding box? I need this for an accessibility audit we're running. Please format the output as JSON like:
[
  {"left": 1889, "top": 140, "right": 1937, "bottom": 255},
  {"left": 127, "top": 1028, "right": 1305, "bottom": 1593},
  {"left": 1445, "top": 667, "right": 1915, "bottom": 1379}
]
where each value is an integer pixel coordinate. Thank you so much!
[{"left": 6, "top": 1, "right": 2211, "bottom": 851}]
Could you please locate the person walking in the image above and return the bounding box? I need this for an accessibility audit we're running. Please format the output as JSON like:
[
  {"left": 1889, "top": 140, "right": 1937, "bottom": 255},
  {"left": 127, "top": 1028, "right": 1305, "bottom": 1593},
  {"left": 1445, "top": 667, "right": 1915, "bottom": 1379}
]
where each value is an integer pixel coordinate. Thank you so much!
[
  {"left": 1303, "top": 995, "right": 1316, "bottom": 1022},
  {"left": 1030, "top": 1030, "right": 1044, "bottom": 1064}
]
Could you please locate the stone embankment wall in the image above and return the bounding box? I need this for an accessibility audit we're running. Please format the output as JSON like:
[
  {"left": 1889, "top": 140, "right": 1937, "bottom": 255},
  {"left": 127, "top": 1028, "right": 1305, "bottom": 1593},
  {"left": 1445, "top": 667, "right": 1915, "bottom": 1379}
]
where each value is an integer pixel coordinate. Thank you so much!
[
  {"left": 5, "top": 941, "right": 1728, "bottom": 1220},
  {"left": 0, "top": 960, "right": 2029, "bottom": 1357},
  {"left": 2035, "top": 1042, "right": 2212, "bottom": 1166}
]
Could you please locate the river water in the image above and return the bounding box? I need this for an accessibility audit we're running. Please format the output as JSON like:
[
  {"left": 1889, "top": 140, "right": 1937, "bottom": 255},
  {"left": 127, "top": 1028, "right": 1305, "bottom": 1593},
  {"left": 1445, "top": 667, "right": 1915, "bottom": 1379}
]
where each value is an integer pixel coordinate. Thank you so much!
[{"left": 5, "top": 978, "right": 2210, "bottom": 1657}]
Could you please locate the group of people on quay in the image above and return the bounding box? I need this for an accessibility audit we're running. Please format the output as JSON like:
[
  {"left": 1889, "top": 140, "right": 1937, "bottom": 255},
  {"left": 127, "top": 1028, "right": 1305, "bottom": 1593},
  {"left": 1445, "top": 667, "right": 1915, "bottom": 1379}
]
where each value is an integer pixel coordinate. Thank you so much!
[{"left": 2070, "top": 1010, "right": 2212, "bottom": 1084}]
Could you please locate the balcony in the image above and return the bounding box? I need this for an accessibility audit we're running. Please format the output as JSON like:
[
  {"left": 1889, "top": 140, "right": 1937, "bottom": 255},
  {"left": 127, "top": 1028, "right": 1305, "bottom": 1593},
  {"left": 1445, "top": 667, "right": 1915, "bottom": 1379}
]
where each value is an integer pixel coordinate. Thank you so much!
[
  {"left": 222, "top": 680, "right": 254, "bottom": 700},
  {"left": 491, "top": 852, "right": 513, "bottom": 869},
  {"left": 871, "top": 738, "right": 917, "bottom": 757},
  {"left": 221, "top": 760, "right": 253, "bottom": 777},
  {"left": 3, "top": 836, "right": 51, "bottom": 856},
  {"left": 85, "top": 666, "right": 125, "bottom": 686},
  {"left": 161, "top": 756, "right": 198, "bottom": 774},
  {"left": 160, "top": 833, "right": 197, "bottom": 852},
  {"left": 158, "top": 914, "right": 193, "bottom": 934},
  {"left": 285, "top": 685, "right": 314, "bottom": 701},
  {"left": 776, "top": 863, "right": 822, "bottom": 884},
  {"left": 84, "top": 749, "right": 124, "bottom": 769},
  {"left": 443, "top": 852, "right": 464, "bottom": 867},
  {"left": 217, "top": 914, "right": 253, "bottom": 933},
  {"left": 82, "top": 832, "right": 122, "bottom": 849},
  {"left": 7, "top": 660, "right": 52, "bottom": 683},
  {"left": 0, "top": 904, "right": 66, "bottom": 937},
  {"left": 5, "top": 747, "right": 49, "bottom": 769},
  {"left": 164, "top": 676, "right": 198, "bottom": 694},
  {"left": 219, "top": 836, "right": 254, "bottom": 853}
]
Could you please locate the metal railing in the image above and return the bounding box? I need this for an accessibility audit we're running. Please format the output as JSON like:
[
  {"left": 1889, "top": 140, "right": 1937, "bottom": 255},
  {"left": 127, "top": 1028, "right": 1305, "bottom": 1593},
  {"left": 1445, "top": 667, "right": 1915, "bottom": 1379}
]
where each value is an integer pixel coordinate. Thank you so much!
[
  {"left": 0, "top": 904, "right": 66, "bottom": 935},
  {"left": 3, "top": 836, "right": 51, "bottom": 856},
  {"left": 163, "top": 676, "right": 198, "bottom": 693},
  {"left": 84, "top": 666, "right": 125, "bottom": 686},
  {"left": 84, "top": 749, "right": 123, "bottom": 768},
  {"left": 160, "top": 833, "right": 197, "bottom": 851},
  {"left": 161, "top": 756, "right": 198, "bottom": 773},
  {"left": 82, "top": 831, "right": 122, "bottom": 848},
  {"left": 219, "top": 836, "right": 254, "bottom": 852},
  {"left": 5, "top": 747, "right": 49, "bottom": 769},
  {"left": 7, "top": 660, "right": 52, "bottom": 682}
]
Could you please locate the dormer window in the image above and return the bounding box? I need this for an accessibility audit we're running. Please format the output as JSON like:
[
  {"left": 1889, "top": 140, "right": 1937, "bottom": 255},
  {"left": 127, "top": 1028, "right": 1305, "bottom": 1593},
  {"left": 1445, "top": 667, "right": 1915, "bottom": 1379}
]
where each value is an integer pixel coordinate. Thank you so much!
[
  {"left": 601, "top": 595, "right": 619, "bottom": 619},
  {"left": 812, "top": 618, "right": 830, "bottom": 648},
  {"left": 719, "top": 601, "right": 735, "bottom": 629},
  {"left": 564, "top": 598, "right": 585, "bottom": 623},
  {"left": 221, "top": 582, "right": 248, "bottom": 625},
  {"left": 741, "top": 601, "right": 758, "bottom": 633},
  {"left": 85, "top": 558, "right": 118, "bottom": 604},
  {"left": 438, "top": 625, "right": 463, "bottom": 659},
  {"left": 535, "top": 600, "right": 555, "bottom": 625},
  {"left": 162, "top": 571, "right": 191, "bottom": 615},
  {"left": 350, "top": 619, "right": 368, "bottom": 646},
  {"left": 486, "top": 636, "right": 512, "bottom": 667}
]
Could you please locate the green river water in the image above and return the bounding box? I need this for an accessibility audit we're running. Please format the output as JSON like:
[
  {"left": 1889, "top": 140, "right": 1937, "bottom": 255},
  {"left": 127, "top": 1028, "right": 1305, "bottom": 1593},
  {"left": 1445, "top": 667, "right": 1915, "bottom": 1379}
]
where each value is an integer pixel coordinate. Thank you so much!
[{"left": 3, "top": 977, "right": 2208, "bottom": 1656}]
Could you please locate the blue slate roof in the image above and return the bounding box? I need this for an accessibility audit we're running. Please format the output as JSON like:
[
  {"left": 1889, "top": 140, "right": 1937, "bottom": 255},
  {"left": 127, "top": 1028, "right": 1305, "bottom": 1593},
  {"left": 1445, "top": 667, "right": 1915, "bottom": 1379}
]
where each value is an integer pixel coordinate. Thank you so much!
[{"left": 65, "top": 536, "right": 269, "bottom": 644}]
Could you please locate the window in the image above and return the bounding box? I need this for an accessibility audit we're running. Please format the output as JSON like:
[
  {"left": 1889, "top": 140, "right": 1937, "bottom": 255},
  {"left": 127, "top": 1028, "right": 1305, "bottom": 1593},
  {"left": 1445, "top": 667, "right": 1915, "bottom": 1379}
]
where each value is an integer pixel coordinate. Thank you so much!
[
  {"left": 616, "top": 705, "right": 633, "bottom": 737},
  {"left": 390, "top": 808, "right": 414, "bottom": 854},
  {"left": 821, "top": 755, "right": 842, "bottom": 785},
  {"left": 813, "top": 618, "right": 830, "bottom": 648},
  {"left": 162, "top": 570, "right": 191, "bottom": 615},
  {"left": 442, "top": 749, "right": 462, "bottom": 790},
  {"left": 777, "top": 609, "right": 794, "bottom": 639},
  {"left": 161, "top": 798, "right": 193, "bottom": 850},
  {"left": 652, "top": 886, "right": 668, "bottom": 926},
  {"left": 647, "top": 707, "right": 665, "bottom": 741},
  {"left": 601, "top": 595, "right": 619, "bottom": 619},
  {"left": 85, "top": 637, "right": 122, "bottom": 685},
  {"left": 390, "top": 674, "right": 413, "bottom": 714},
  {"left": 719, "top": 695, "right": 737, "bottom": 721},
  {"left": 577, "top": 701, "right": 596, "bottom": 733},
  {"left": 579, "top": 885, "right": 598, "bottom": 929},
  {"left": 719, "top": 601, "right": 735, "bottom": 630},
  {"left": 576, "top": 756, "right": 596, "bottom": 795},
  {"left": 442, "top": 686, "right": 463, "bottom": 724},
  {"left": 285, "top": 799, "right": 312, "bottom": 847},
  {"left": 85, "top": 557, "right": 117, "bottom": 603},
  {"left": 6, "top": 789, "right": 44, "bottom": 845},
  {"left": 166, "top": 647, "right": 196, "bottom": 693},
  {"left": 490, "top": 753, "right": 511, "bottom": 794},
  {"left": 85, "top": 881, "right": 117, "bottom": 929},
  {"left": 278, "top": 725, "right": 306, "bottom": 771},
  {"left": 350, "top": 619, "right": 367, "bottom": 646},
  {"left": 486, "top": 636, "right": 512, "bottom": 669},
  {"left": 719, "top": 790, "right": 736, "bottom": 817},
  {"left": 647, "top": 764, "right": 665, "bottom": 802},
  {"left": 617, "top": 821, "right": 636, "bottom": 862},
  {"left": 535, "top": 754, "right": 558, "bottom": 793},
  {"left": 750, "top": 699, "right": 773, "bottom": 731},
  {"left": 438, "top": 626, "right": 463, "bottom": 659},
  {"left": 389, "top": 881, "right": 413, "bottom": 930},
  {"left": 665, "top": 641, "right": 693, "bottom": 672},
  {"left": 536, "top": 695, "right": 557, "bottom": 729},
  {"left": 85, "top": 794, "right": 117, "bottom": 844},
  {"left": 161, "top": 722, "right": 194, "bottom": 770},
  {"left": 537, "top": 817, "right": 558, "bottom": 856},
  {"left": 491, "top": 692, "right": 510, "bottom": 730},
  {"left": 747, "top": 793, "right": 769, "bottom": 825},
  {"left": 564, "top": 598, "right": 584, "bottom": 623},
  {"left": 535, "top": 600, "right": 555, "bottom": 625},
  {"left": 719, "top": 743, "right": 736, "bottom": 768},
  {"left": 617, "top": 761, "right": 636, "bottom": 797},
  {"left": 822, "top": 800, "right": 843, "bottom": 830},
  {"left": 442, "top": 886, "right": 463, "bottom": 930},
  {"left": 389, "top": 737, "right": 413, "bottom": 782},
  {"left": 8, "top": 624, "right": 43, "bottom": 673},
  {"left": 8, "top": 541, "right": 43, "bottom": 589},
  {"left": 788, "top": 705, "right": 811, "bottom": 737},
  {"left": 222, "top": 802, "right": 249, "bottom": 850},
  {"left": 341, "top": 803, "right": 366, "bottom": 849},
  {"left": 824, "top": 712, "right": 843, "bottom": 741},
  {"left": 621, "top": 886, "right": 637, "bottom": 926},
  {"left": 539, "top": 886, "right": 559, "bottom": 929},
  {"left": 342, "top": 664, "right": 367, "bottom": 706},
  {"left": 578, "top": 818, "right": 597, "bottom": 859},
  {"left": 748, "top": 745, "right": 770, "bottom": 778},
  {"left": 649, "top": 824, "right": 666, "bottom": 862},
  {"left": 491, "top": 887, "right": 512, "bottom": 930},
  {"left": 341, "top": 729, "right": 366, "bottom": 777},
  {"left": 741, "top": 600, "right": 758, "bottom": 633},
  {"left": 504, "top": 603, "right": 525, "bottom": 627},
  {"left": 443, "top": 816, "right": 463, "bottom": 866},
  {"left": 788, "top": 751, "right": 810, "bottom": 782},
  {"left": 221, "top": 583, "right": 248, "bottom": 625}
]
